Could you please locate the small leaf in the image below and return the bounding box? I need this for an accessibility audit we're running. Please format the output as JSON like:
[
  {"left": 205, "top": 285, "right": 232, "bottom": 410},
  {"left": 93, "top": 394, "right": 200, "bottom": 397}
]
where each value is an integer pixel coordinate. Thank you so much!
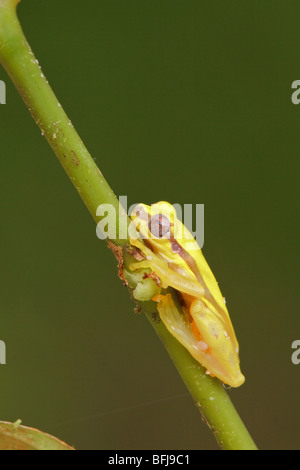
[{"left": 0, "top": 421, "right": 74, "bottom": 450}]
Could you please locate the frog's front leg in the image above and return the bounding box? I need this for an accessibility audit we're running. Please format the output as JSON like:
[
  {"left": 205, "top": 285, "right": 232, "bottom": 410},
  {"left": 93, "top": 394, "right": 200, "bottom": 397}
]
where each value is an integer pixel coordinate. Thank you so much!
[{"left": 129, "top": 238, "right": 204, "bottom": 298}]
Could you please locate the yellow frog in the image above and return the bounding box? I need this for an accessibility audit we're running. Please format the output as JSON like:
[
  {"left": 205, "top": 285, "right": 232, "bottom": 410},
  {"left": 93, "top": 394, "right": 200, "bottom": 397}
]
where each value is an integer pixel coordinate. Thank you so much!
[{"left": 129, "top": 201, "right": 245, "bottom": 388}]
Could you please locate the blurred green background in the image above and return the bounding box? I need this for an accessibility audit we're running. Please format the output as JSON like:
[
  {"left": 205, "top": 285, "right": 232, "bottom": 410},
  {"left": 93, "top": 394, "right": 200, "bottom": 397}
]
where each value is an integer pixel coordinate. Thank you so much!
[{"left": 0, "top": 0, "right": 299, "bottom": 450}]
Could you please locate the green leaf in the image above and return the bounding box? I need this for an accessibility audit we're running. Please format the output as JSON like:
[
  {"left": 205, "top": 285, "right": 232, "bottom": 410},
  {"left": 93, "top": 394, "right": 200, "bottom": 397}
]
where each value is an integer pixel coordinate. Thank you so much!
[{"left": 0, "top": 421, "right": 74, "bottom": 450}]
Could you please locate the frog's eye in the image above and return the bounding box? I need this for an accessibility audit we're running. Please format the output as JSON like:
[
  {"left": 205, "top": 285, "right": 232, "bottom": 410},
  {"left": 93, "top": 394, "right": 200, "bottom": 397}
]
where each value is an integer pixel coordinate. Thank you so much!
[{"left": 149, "top": 214, "right": 171, "bottom": 238}]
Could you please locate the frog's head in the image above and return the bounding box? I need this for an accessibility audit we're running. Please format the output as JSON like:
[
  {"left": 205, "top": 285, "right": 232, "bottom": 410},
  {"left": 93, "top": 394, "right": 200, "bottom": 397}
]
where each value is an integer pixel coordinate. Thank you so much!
[
  {"left": 130, "top": 201, "right": 177, "bottom": 251},
  {"left": 130, "top": 201, "right": 199, "bottom": 256}
]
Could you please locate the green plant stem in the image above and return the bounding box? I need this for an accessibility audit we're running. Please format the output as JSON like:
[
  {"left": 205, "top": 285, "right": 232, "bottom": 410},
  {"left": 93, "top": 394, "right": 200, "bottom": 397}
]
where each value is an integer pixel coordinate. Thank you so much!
[
  {"left": 0, "top": 0, "right": 128, "bottom": 245},
  {"left": 144, "top": 305, "right": 257, "bottom": 450},
  {"left": 0, "top": 0, "right": 257, "bottom": 450}
]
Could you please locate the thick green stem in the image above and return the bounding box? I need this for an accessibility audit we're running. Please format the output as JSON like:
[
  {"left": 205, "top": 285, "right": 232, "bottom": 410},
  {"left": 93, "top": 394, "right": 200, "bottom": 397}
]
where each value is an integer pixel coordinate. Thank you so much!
[
  {"left": 0, "top": 0, "right": 257, "bottom": 450},
  {"left": 0, "top": 0, "right": 128, "bottom": 245},
  {"left": 144, "top": 308, "right": 257, "bottom": 450}
]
